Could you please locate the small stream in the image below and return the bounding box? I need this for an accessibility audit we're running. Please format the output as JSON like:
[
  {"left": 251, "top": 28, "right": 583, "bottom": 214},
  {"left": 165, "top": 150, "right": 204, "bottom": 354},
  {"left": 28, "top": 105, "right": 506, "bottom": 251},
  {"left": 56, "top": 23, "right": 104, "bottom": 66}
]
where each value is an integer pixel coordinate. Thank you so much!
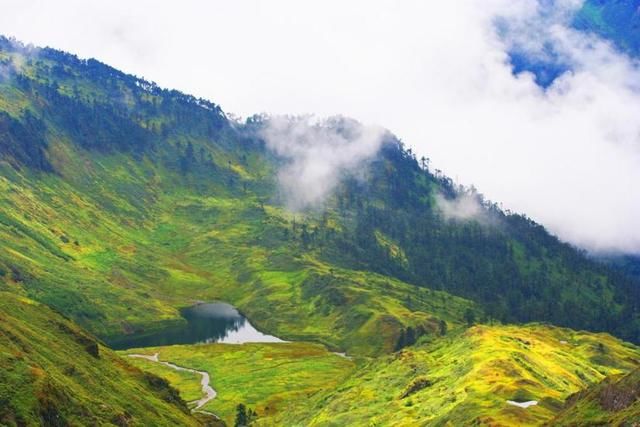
[
  {"left": 128, "top": 352, "right": 218, "bottom": 416},
  {"left": 115, "top": 302, "right": 286, "bottom": 419},
  {"left": 113, "top": 302, "right": 350, "bottom": 420}
]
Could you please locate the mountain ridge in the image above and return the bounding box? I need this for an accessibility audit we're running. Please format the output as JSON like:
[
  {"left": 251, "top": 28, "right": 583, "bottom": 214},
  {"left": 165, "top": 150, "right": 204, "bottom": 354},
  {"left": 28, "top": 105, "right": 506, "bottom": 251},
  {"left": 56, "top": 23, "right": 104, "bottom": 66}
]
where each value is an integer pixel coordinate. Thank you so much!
[
  {"left": 0, "top": 35, "right": 638, "bottom": 349},
  {"left": 1, "top": 34, "right": 640, "bottom": 426}
]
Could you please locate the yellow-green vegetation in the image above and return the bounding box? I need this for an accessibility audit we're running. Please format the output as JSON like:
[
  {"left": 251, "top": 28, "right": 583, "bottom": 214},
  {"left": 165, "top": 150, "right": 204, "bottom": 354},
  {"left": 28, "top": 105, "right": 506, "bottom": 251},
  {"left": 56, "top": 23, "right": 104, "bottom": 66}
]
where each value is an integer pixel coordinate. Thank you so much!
[
  {"left": 115, "top": 324, "right": 640, "bottom": 426},
  {"left": 2, "top": 37, "right": 639, "bottom": 362},
  {"left": 0, "top": 292, "right": 200, "bottom": 426},
  {"left": 3, "top": 37, "right": 640, "bottom": 427},
  {"left": 276, "top": 324, "right": 640, "bottom": 426},
  {"left": 374, "top": 230, "right": 409, "bottom": 268},
  {"left": 0, "top": 42, "right": 477, "bottom": 357},
  {"left": 122, "top": 342, "right": 355, "bottom": 426},
  {"left": 552, "top": 368, "right": 640, "bottom": 426},
  {"left": 0, "top": 148, "right": 476, "bottom": 356}
]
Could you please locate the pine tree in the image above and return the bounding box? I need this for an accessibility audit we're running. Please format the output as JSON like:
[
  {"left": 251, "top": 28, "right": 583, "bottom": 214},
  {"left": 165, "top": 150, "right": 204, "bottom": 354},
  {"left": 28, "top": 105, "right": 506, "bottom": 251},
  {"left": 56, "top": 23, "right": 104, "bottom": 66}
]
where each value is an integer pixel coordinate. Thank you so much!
[{"left": 235, "top": 403, "right": 248, "bottom": 427}]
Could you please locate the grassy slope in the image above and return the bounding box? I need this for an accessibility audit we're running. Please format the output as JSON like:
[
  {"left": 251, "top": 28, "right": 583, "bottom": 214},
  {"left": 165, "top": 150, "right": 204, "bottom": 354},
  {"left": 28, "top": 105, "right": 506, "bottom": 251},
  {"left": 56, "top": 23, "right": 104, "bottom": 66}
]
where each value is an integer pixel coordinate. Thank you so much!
[
  {"left": 2, "top": 40, "right": 640, "bottom": 427},
  {"left": 0, "top": 291, "right": 200, "bottom": 426},
  {"left": 114, "top": 324, "right": 640, "bottom": 426},
  {"left": 0, "top": 150, "right": 475, "bottom": 357},
  {"left": 552, "top": 368, "right": 640, "bottom": 426},
  {"left": 122, "top": 342, "right": 355, "bottom": 426},
  {"left": 276, "top": 324, "right": 640, "bottom": 426},
  {"left": 0, "top": 45, "right": 475, "bottom": 358},
  {"left": 2, "top": 39, "right": 638, "bottom": 355}
]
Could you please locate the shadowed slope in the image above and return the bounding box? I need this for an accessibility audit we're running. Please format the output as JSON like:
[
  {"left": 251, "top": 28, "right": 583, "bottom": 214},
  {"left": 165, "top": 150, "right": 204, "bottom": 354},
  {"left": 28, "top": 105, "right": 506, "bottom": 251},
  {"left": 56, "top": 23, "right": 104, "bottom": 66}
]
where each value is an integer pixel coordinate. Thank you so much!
[{"left": 0, "top": 292, "right": 202, "bottom": 426}]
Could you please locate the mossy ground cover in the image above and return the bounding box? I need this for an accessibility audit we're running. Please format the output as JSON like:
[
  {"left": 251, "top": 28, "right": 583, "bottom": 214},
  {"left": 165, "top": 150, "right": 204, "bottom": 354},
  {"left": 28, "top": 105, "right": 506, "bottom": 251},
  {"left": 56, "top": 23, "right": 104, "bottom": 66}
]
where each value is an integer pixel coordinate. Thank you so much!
[{"left": 122, "top": 342, "right": 355, "bottom": 426}]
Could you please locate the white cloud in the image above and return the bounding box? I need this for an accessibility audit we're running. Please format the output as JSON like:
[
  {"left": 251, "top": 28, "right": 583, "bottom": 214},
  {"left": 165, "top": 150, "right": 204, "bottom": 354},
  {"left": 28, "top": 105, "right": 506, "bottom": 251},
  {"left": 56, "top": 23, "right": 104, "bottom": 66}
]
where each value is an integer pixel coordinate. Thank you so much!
[
  {"left": 1, "top": 0, "right": 640, "bottom": 253},
  {"left": 260, "top": 116, "right": 384, "bottom": 211},
  {"left": 435, "top": 193, "right": 485, "bottom": 223}
]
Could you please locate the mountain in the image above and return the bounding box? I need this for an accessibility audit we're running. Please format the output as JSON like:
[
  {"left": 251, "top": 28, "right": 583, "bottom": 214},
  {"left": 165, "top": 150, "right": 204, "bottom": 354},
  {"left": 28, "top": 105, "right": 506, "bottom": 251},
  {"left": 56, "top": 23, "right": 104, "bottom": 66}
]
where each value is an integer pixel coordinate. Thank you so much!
[
  {"left": 1, "top": 35, "right": 640, "bottom": 425},
  {"left": 120, "top": 324, "right": 640, "bottom": 426},
  {"left": 0, "top": 36, "right": 638, "bottom": 350}
]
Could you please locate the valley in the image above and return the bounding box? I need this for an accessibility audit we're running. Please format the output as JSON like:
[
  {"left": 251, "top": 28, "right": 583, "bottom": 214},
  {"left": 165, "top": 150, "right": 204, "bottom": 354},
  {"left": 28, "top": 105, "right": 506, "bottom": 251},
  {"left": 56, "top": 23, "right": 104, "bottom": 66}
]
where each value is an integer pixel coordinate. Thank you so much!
[
  {"left": 1, "top": 30, "right": 640, "bottom": 426},
  {"left": 123, "top": 341, "right": 355, "bottom": 425},
  {"left": 118, "top": 318, "right": 640, "bottom": 426}
]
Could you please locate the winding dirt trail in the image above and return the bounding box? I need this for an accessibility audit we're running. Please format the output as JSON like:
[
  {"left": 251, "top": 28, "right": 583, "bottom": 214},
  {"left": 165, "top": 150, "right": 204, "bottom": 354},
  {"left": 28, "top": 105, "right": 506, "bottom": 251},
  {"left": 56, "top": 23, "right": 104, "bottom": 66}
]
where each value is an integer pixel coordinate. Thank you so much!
[{"left": 128, "top": 353, "right": 218, "bottom": 416}]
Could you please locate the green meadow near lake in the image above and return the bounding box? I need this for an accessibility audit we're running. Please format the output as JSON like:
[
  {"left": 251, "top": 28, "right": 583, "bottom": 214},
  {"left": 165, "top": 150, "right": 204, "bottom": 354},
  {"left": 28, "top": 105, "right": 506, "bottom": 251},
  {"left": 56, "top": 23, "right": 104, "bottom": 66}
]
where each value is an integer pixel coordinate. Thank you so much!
[{"left": 3, "top": 3, "right": 640, "bottom": 423}]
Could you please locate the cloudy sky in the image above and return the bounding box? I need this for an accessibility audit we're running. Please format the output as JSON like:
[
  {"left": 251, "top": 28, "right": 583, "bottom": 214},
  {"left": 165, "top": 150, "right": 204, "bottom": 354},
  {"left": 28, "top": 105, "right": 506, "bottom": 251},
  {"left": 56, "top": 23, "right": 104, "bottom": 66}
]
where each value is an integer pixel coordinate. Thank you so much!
[{"left": 2, "top": 0, "right": 640, "bottom": 254}]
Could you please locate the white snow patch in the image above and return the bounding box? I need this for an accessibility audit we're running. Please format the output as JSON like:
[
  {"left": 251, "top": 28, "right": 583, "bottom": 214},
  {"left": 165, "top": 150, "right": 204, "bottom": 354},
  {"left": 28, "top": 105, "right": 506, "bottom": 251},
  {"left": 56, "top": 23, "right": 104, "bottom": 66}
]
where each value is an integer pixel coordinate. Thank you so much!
[{"left": 507, "top": 400, "right": 538, "bottom": 409}]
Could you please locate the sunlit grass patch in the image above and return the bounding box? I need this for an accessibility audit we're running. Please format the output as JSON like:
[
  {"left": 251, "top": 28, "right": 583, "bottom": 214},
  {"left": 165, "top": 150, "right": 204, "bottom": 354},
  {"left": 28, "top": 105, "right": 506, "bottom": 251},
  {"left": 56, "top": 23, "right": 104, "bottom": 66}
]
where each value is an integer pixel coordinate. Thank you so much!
[{"left": 122, "top": 341, "right": 355, "bottom": 425}]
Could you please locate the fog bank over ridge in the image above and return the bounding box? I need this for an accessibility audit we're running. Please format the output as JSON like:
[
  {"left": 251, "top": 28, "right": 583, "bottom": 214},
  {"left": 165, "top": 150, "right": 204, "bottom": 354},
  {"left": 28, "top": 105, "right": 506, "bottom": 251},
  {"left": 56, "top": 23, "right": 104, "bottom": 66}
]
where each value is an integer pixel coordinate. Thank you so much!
[{"left": 1, "top": 0, "right": 639, "bottom": 253}]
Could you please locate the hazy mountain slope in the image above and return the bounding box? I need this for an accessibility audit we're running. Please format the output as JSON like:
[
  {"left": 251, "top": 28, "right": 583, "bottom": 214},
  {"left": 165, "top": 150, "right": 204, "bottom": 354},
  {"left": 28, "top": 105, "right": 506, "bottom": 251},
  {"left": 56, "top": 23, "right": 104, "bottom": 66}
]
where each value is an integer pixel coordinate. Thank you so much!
[
  {"left": 602, "top": 254, "right": 640, "bottom": 282},
  {"left": 0, "top": 146, "right": 475, "bottom": 356},
  {"left": 0, "top": 292, "right": 201, "bottom": 426},
  {"left": 313, "top": 142, "right": 640, "bottom": 342},
  {"left": 0, "top": 35, "right": 638, "bottom": 355}
]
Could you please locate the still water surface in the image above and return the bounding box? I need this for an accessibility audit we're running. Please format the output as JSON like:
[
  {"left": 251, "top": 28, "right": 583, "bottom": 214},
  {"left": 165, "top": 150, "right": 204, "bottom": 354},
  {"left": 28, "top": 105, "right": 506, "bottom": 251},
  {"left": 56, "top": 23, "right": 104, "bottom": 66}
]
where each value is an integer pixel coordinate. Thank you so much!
[{"left": 107, "top": 302, "right": 283, "bottom": 350}]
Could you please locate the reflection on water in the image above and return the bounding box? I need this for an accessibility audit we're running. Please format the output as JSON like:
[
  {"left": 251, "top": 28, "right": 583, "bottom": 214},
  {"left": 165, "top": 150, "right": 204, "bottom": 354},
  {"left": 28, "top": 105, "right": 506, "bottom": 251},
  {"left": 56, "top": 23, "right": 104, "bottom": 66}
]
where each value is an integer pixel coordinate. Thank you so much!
[{"left": 107, "top": 302, "right": 283, "bottom": 350}]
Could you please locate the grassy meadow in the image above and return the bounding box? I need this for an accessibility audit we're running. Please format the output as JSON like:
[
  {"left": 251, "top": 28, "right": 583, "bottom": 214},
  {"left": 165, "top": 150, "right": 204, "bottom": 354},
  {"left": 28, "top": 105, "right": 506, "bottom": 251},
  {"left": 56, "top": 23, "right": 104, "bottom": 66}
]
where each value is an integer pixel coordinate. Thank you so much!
[{"left": 122, "top": 342, "right": 355, "bottom": 425}]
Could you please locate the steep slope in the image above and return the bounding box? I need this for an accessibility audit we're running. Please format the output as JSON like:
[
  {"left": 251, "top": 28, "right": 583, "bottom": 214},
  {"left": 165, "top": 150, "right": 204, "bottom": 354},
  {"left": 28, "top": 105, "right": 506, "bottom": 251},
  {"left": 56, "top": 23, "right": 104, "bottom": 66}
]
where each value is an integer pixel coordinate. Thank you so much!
[
  {"left": 277, "top": 325, "right": 640, "bottom": 426},
  {"left": 552, "top": 368, "right": 640, "bottom": 426},
  {"left": 0, "top": 35, "right": 638, "bottom": 357},
  {"left": 0, "top": 38, "right": 477, "bottom": 357},
  {"left": 0, "top": 291, "right": 202, "bottom": 426},
  {"left": 602, "top": 254, "right": 640, "bottom": 282}
]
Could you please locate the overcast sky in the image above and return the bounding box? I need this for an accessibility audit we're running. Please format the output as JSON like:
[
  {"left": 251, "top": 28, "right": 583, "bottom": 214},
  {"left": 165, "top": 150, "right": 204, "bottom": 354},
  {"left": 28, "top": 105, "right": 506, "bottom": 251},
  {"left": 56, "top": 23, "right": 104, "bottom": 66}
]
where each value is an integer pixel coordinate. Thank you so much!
[{"left": 2, "top": 0, "right": 640, "bottom": 254}]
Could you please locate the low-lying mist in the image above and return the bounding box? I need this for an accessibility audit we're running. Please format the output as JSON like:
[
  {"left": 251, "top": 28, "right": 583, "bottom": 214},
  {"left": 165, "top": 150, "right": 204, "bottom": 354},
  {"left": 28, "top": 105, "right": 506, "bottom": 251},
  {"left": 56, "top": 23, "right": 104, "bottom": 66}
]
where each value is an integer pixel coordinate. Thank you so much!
[
  {"left": 435, "top": 192, "right": 486, "bottom": 222},
  {"left": 259, "top": 115, "right": 385, "bottom": 211}
]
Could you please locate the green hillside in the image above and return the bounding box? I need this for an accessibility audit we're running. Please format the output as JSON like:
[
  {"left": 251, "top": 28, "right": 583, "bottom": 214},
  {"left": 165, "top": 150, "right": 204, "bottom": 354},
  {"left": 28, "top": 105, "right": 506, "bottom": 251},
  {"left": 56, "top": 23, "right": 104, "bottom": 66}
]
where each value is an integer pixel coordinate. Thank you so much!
[
  {"left": 0, "top": 292, "right": 202, "bottom": 426},
  {"left": 553, "top": 368, "right": 640, "bottom": 426},
  {"left": 278, "top": 324, "right": 640, "bottom": 426},
  {"left": 0, "top": 37, "right": 484, "bottom": 358},
  {"left": 2, "top": 35, "right": 640, "bottom": 426},
  {"left": 119, "top": 325, "right": 640, "bottom": 426},
  {"left": 0, "top": 36, "right": 637, "bottom": 352}
]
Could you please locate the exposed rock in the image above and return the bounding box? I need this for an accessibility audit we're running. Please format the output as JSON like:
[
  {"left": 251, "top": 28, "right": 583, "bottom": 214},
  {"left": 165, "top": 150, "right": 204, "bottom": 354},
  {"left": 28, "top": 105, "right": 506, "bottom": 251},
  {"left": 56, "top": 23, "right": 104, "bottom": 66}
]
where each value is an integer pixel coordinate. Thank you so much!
[
  {"left": 400, "top": 376, "right": 432, "bottom": 399},
  {"left": 599, "top": 377, "right": 640, "bottom": 412}
]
